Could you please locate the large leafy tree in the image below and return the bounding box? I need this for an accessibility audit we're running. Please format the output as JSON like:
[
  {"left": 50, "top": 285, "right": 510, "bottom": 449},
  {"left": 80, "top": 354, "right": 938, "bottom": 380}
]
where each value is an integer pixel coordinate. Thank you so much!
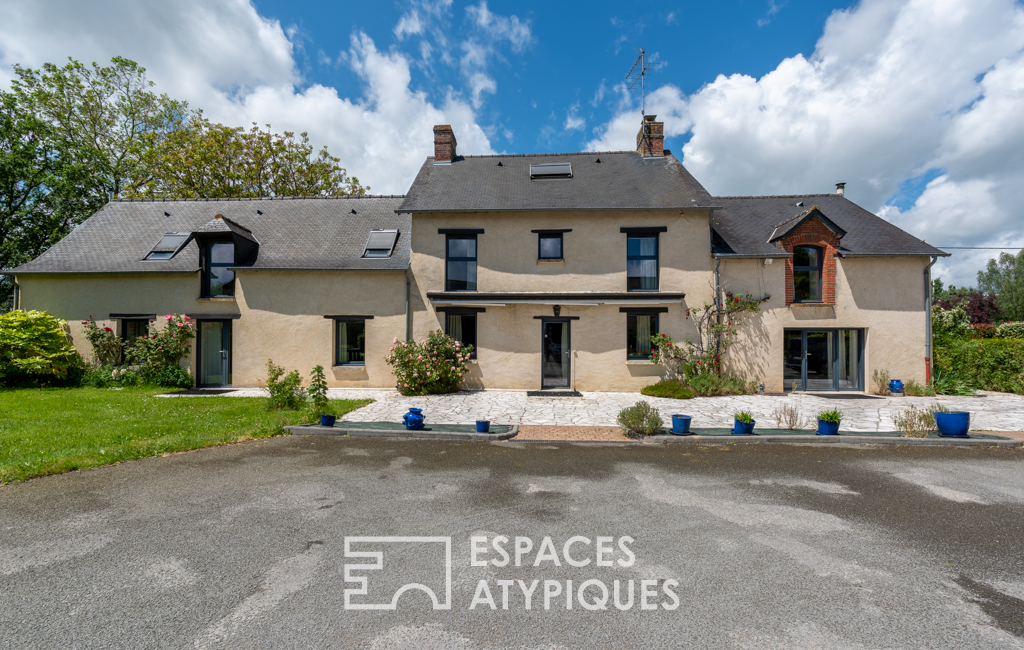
[
  {"left": 978, "top": 251, "right": 1024, "bottom": 322},
  {"left": 130, "top": 114, "right": 366, "bottom": 198},
  {"left": 10, "top": 56, "right": 187, "bottom": 199},
  {"left": 1, "top": 56, "right": 366, "bottom": 311}
]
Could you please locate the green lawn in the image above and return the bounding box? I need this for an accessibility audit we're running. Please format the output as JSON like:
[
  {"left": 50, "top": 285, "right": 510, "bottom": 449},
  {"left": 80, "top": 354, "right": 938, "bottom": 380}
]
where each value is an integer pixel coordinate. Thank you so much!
[{"left": 0, "top": 388, "right": 371, "bottom": 484}]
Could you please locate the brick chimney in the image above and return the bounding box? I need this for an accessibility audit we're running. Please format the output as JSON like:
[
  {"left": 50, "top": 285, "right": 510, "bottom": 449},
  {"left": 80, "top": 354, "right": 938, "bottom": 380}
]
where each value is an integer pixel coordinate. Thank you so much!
[
  {"left": 433, "top": 125, "right": 457, "bottom": 164},
  {"left": 636, "top": 114, "right": 664, "bottom": 157}
]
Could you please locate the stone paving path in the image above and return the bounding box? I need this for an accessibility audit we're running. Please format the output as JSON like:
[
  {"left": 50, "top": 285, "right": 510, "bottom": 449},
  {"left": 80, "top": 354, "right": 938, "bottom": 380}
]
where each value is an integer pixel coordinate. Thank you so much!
[{"left": 215, "top": 387, "right": 1024, "bottom": 432}]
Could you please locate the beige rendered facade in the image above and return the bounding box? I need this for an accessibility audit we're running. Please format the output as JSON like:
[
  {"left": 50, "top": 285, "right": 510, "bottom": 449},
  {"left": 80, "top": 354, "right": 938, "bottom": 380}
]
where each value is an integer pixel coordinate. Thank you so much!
[
  {"left": 11, "top": 119, "right": 946, "bottom": 393},
  {"left": 16, "top": 269, "right": 409, "bottom": 389}
]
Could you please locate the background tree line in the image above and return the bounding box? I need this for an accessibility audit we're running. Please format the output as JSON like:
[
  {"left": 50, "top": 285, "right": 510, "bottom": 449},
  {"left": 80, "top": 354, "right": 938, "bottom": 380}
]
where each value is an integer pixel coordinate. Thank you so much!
[
  {"left": 1, "top": 57, "right": 366, "bottom": 309},
  {"left": 933, "top": 249, "right": 1024, "bottom": 324}
]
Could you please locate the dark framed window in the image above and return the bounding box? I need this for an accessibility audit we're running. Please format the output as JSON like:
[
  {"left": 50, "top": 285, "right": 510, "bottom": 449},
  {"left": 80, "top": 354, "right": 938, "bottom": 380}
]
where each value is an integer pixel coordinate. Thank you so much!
[
  {"left": 121, "top": 319, "right": 150, "bottom": 343},
  {"left": 627, "top": 234, "right": 659, "bottom": 291},
  {"left": 538, "top": 233, "right": 563, "bottom": 260},
  {"left": 444, "top": 313, "right": 478, "bottom": 358},
  {"left": 446, "top": 235, "right": 477, "bottom": 291},
  {"left": 203, "top": 240, "right": 236, "bottom": 297},
  {"left": 626, "top": 312, "right": 659, "bottom": 359},
  {"left": 335, "top": 320, "right": 366, "bottom": 365},
  {"left": 793, "top": 245, "right": 822, "bottom": 302}
]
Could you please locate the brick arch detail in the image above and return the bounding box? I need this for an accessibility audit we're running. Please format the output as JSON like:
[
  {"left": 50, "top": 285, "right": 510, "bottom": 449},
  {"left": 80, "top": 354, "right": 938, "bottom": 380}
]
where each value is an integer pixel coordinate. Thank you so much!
[{"left": 779, "top": 218, "right": 841, "bottom": 305}]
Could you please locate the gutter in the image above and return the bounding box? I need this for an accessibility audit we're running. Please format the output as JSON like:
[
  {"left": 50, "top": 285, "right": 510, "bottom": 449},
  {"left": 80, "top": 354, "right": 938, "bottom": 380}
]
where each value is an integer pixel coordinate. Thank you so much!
[
  {"left": 396, "top": 206, "right": 724, "bottom": 214},
  {"left": 405, "top": 268, "right": 412, "bottom": 341},
  {"left": 925, "top": 255, "right": 938, "bottom": 384}
]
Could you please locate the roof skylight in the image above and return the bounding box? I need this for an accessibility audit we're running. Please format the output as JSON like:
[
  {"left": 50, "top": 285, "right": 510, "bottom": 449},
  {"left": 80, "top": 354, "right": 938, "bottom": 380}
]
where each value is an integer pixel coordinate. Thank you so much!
[
  {"left": 362, "top": 229, "right": 399, "bottom": 258},
  {"left": 530, "top": 162, "right": 572, "bottom": 179},
  {"left": 144, "top": 232, "right": 190, "bottom": 261}
]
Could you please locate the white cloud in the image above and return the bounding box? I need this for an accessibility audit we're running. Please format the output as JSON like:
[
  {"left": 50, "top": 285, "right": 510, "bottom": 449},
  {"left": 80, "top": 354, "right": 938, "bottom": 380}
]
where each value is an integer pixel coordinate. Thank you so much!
[
  {"left": 465, "top": 1, "right": 533, "bottom": 51},
  {"left": 394, "top": 10, "right": 424, "bottom": 40},
  {"left": 588, "top": 0, "right": 1024, "bottom": 284},
  {"left": 0, "top": 0, "right": 494, "bottom": 194},
  {"left": 564, "top": 103, "right": 585, "bottom": 131}
]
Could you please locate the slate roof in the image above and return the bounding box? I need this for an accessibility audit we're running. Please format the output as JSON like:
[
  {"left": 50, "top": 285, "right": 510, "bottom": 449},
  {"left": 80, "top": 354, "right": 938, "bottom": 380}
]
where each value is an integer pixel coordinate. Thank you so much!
[
  {"left": 711, "top": 194, "right": 948, "bottom": 258},
  {"left": 11, "top": 196, "right": 410, "bottom": 274},
  {"left": 398, "top": 151, "right": 715, "bottom": 212}
]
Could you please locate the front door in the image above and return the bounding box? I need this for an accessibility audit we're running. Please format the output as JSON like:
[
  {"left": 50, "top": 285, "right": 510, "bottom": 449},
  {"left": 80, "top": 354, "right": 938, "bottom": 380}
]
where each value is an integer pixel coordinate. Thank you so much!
[
  {"left": 784, "top": 329, "right": 862, "bottom": 391},
  {"left": 199, "top": 320, "right": 232, "bottom": 387},
  {"left": 541, "top": 320, "right": 571, "bottom": 389}
]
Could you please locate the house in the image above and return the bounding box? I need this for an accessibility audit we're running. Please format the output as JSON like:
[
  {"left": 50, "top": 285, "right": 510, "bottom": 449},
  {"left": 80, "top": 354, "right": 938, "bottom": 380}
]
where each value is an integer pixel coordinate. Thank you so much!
[{"left": 10, "top": 117, "right": 946, "bottom": 392}]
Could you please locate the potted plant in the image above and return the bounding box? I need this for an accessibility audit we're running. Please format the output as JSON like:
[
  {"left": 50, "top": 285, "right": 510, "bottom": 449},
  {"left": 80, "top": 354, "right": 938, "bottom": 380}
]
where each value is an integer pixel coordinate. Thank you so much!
[
  {"left": 816, "top": 408, "right": 842, "bottom": 435},
  {"left": 932, "top": 404, "right": 970, "bottom": 437},
  {"left": 671, "top": 414, "right": 692, "bottom": 435},
  {"left": 888, "top": 379, "right": 904, "bottom": 395},
  {"left": 732, "top": 411, "right": 755, "bottom": 435},
  {"left": 308, "top": 365, "right": 335, "bottom": 426}
]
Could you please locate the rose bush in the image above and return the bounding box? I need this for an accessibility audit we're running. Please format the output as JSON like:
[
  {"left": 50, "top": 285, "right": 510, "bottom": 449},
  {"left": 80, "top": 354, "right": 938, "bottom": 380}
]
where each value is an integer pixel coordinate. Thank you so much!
[
  {"left": 385, "top": 331, "right": 473, "bottom": 396},
  {"left": 82, "top": 316, "right": 124, "bottom": 365}
]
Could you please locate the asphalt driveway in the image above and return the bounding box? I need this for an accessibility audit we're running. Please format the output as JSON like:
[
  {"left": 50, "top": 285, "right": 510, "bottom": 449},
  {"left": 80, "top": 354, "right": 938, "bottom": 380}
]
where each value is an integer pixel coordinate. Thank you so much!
[{"left": 2, "top": 438, "right": 1023, "bottom": 649}]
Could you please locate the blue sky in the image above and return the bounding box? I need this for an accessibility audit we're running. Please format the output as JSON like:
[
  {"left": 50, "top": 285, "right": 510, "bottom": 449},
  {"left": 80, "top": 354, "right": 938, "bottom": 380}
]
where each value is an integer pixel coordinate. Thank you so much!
[
  {"left": 251, "top": 0, "right": 847, "bottom": 155},
  {"left": 2, "top": 0, "right": 1024, "bottom": 285}
]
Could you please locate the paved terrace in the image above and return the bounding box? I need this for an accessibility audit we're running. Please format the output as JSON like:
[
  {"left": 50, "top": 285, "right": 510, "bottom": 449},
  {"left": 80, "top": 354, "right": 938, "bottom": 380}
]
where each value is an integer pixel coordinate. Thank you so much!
[{"left": 213, "top": 388, "right": 1024, "bottom": 432}]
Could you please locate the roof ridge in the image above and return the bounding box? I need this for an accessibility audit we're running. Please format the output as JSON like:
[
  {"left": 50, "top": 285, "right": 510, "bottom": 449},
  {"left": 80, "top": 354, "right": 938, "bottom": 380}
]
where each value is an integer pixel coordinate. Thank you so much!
[
  {"left": 431, "top": 151, "right": 642, "bottom": 159},
  {"left": 714, "top": 194, "right": 843, "bottom": 199},
  {"left": 111, "top": 195, "right": 406, "bottom": 203}
]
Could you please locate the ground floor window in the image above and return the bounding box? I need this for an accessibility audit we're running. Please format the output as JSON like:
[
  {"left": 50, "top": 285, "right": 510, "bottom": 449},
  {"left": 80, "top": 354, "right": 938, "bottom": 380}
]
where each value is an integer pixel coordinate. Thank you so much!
[
  {"left": 784, "top": 328, "right": 862, "bottom": 391},
  {"left": 121, "top": 319, "right": 150, "bottom": 343},
  {"left": 626, "top": 312, "right": 658, "bottom": 359},
  {"left": 445, "top": 312, "right": 478, "bottom": 358},
  {"left": 335, "top": 320, "right": 366, "bottom": 365}
]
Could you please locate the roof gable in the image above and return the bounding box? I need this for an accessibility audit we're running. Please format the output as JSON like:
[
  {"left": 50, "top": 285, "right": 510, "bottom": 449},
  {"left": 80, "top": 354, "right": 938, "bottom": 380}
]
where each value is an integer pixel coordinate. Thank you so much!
[{"left": 768, "top": 206, "right": 847, "bottom": 243}]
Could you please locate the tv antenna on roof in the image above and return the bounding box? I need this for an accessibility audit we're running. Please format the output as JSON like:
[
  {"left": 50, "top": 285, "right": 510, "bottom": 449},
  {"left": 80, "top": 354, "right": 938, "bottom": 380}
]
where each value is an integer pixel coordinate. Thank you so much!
[{"left": 625, "top": 48, "right": 661, "bottom": 117}]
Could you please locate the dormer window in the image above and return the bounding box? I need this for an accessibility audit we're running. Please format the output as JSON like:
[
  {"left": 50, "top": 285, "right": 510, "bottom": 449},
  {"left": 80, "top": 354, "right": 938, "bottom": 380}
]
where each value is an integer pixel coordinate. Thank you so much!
[
  {"left": 203, "top": 241, "right": 235, "bottom": 297},
  {"left": 144, "top": 233, "right": 189, "bottom": 261},
  {"left": 362, "top": 229, "right": 399, "bottom": 258}
]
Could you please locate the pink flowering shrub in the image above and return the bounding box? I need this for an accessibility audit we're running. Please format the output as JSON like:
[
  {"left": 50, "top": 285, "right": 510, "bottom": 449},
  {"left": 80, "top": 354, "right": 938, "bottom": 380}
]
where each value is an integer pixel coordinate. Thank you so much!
[
  {"left": 124, "top": 314, "right": 196, "bottom": 367},
  {"left": 385, "top": 330, "right": 473, "bottom": 395}
]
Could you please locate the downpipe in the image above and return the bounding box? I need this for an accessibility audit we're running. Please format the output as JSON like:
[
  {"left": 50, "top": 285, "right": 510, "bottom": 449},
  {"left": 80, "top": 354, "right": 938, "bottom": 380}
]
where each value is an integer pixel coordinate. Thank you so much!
[
  {"left": 924, "top": 255, "right": 938, "bottom": 384},
  {"left": 404, "top": 268, "right": 411, "bottom": 341}
]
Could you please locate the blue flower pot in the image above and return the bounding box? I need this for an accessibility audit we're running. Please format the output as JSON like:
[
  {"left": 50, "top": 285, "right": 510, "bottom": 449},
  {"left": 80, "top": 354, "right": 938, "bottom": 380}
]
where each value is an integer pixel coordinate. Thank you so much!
[
  {"left": 671, "top": 414, "right": 692, "bottom": 435},
  {"left": 320, "top": 414, "right": 336, "bottom": 427},
  {"left": 732, "top": 419, "right": 755, "bottom": 435},
  {"left": 888, "top": 379, "right": 904, "bottom": 394},
  {"left": 816, "top": 419, "right": 840, "bottom": 435},
  {"left": 403, "top": 407, "right": 425, "bottom": 430},
  {"left": 476, "top": 420, "right": 490, "bottom": 433},
  {"left": 934, "top": 411, "right": 970, "bottom": 437}
]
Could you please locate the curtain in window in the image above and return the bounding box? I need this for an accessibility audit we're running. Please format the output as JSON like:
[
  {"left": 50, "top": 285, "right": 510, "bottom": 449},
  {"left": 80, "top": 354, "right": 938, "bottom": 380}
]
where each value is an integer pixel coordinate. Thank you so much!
[
  {"left": 637, "top": 238, "right": 656, "bottom": 257},
  {"left": 637, "top": 315, "right": 651, "bottom": 355},
  {"left": 560, "top": 322, "right": 569, "bottom": 380},
  {"left": 337, "top": 322, "right": 349, "bottom": 364},
  {"left": 448, "top": 315, "right": 463, "bottom": 342}
]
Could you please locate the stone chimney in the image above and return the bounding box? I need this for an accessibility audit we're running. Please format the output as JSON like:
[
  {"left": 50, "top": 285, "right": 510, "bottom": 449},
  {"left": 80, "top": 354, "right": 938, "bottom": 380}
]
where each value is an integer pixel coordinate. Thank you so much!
[
  {"left": 433, "top": 125, "right": 457, "bottom": 164},
  {"left": 636, "top": 114, "right": 664, "bottom": 157},
  {"left": 836, "top": 182, "right": 846, "bottom": 197}
]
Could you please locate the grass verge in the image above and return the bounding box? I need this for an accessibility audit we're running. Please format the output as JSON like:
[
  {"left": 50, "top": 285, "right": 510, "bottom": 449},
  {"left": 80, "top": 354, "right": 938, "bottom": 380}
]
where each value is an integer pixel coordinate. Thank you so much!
[{"left": 0, "top": 388, "right": 372, "bottom": 484}]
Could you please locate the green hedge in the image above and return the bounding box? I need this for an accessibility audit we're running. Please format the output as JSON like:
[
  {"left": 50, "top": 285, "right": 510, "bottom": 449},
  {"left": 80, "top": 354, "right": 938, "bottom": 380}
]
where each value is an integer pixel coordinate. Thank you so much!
[{"left": 934, "top": 339, "right": 1024, "bottom": 394}]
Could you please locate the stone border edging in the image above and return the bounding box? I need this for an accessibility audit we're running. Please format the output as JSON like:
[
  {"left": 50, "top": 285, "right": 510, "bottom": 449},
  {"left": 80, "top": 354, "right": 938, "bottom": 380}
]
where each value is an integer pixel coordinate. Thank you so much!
[
  {"left": 509, "top": 434, "right": 1020, "bottom": 447},
  {"left": 285, "top": 423, "right": 518, "bottom": 441}
]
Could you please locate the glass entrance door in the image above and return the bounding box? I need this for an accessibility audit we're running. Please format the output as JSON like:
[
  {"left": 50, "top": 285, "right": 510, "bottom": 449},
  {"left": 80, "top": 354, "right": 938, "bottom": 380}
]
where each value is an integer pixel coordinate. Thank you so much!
[
  {"left": 784, "top": 329, "right": 862, "bottom": 391},
  {"left": 542, "top": 320, "right": 570, "bottom": 389},
  {"left": 199, "top": 320, "right": 232, "bottom": 387}
]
